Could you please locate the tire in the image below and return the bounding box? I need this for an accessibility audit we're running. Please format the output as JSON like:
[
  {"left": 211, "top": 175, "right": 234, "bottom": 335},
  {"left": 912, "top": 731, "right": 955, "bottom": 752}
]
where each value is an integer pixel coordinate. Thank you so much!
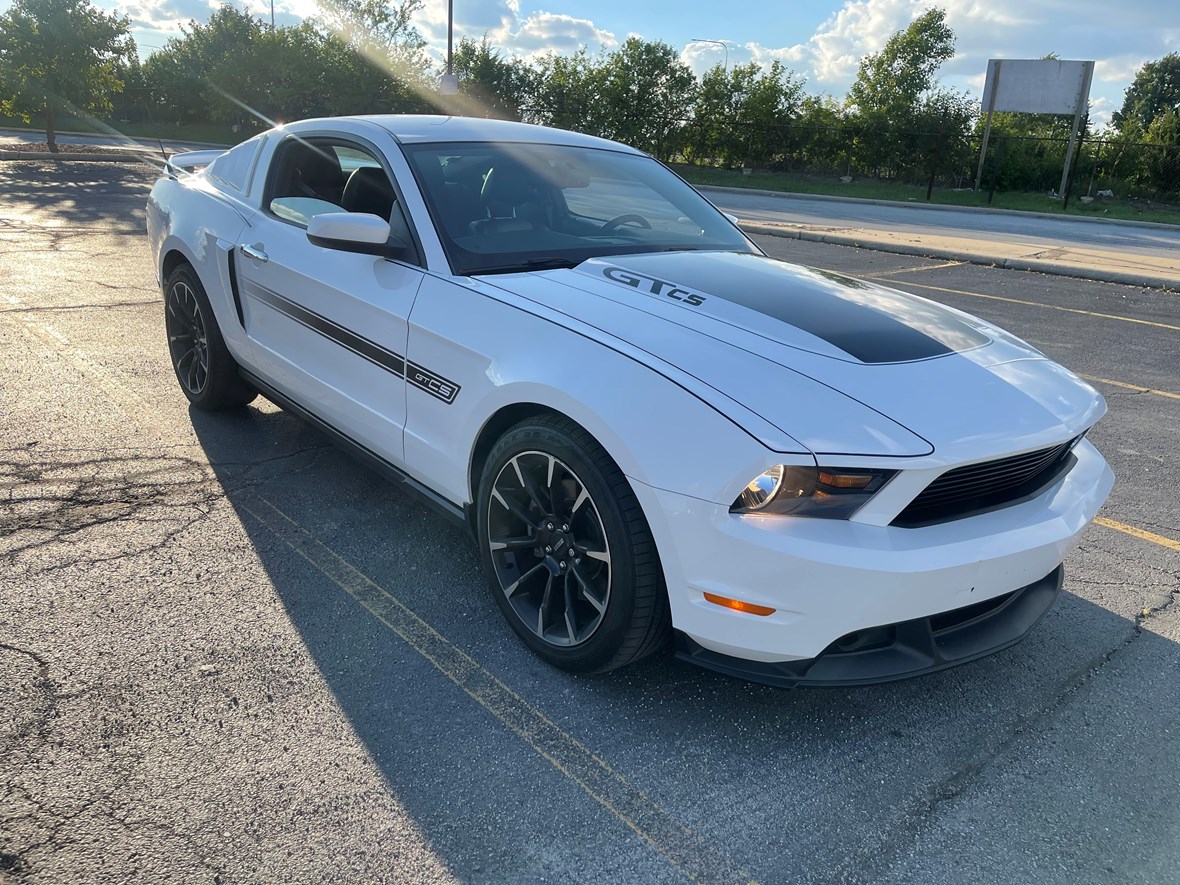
[
  {"left": 477, "top": 414, "right": 670, "bottom": 673},
  {"left": 163, "top": 263, "right": 255, "bottom": 411}
]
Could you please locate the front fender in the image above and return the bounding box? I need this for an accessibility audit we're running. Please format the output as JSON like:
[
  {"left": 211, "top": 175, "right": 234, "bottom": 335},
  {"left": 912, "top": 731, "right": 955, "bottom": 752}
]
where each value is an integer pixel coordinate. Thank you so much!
[{"left": 403, "top": 275, "right": 809, "bottom": 509}]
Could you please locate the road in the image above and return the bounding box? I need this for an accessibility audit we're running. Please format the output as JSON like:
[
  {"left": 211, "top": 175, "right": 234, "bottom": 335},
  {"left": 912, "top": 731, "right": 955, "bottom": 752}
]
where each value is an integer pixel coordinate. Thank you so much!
[
  {"left": 1, "top": 159, "right": 1178, "bottom": 884},
  {"left": 705, "top": 186, "right": 1180, "bottom": 259}
]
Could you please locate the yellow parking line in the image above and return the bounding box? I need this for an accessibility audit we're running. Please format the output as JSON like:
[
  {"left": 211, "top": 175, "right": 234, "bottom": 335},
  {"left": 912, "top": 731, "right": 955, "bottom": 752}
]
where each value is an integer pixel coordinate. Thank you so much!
[
  {"left": 882, "top": 279, "right": 1180, "bottom": 332},
  {"left": 1095, "top": 517, "right": 1180, "bottom": 553},
  {"left": 865, "top": 261, "right": 965, "bottom": 277},
  {"left": 1079, "top": 375, "right": 1180, "bottom": 401},
  {"left": 242, "top": 495, "right": 756, "bottom": 885}
]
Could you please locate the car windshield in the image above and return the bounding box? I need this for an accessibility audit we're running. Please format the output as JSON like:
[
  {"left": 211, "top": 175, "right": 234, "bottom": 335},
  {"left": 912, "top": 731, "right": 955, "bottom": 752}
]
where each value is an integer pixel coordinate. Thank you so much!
[{"left": 401, "top": 141, "right": 757, "bottom": 275}]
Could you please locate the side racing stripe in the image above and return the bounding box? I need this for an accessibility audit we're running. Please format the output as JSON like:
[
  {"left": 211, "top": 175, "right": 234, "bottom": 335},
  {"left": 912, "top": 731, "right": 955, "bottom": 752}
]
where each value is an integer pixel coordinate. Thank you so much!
[{"left": 243, "top": 281, "right": 461, "bottom": 404}]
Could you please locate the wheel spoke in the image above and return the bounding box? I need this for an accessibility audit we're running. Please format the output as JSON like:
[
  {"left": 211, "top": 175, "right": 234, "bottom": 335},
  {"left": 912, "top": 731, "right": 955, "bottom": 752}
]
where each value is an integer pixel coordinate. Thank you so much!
[
  {"left": 563, "top": 578, "right": 578, "bottom": 643},
  {"left": 537, "top": 574, "right": 554, "bottom": 635},
  {"left": 491, "top": 487, "right": 536, "bottom": 529},
  {"left": 512, "top": 456, "right": 549, "bottom": 515},
  {"left": 502, "top": 561, "right": 547, "bottom": 599},
  {"left": 570, "top": 563, "right": 606, "bottom": 614},
  {"left": 582, "top": 547, "right": 610, "bottom": 565},
  {"left": 488, "top": 535, "right": 536, "bottom": 552},
  {"left": 570, "top": 485, "right": 590, "bottom": 517}
]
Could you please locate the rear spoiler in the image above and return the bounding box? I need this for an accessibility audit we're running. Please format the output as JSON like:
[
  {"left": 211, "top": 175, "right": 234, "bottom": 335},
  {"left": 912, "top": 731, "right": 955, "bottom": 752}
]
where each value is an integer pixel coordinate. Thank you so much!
[{"left": 165, "top": 149, "right": 225, "bottom": 178}]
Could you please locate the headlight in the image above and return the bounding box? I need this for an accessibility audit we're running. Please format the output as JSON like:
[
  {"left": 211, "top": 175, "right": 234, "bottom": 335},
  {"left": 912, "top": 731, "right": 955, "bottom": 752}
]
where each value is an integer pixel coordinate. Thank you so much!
[{"left": 731, "top": 465, "right": 896, "bottom": 519}]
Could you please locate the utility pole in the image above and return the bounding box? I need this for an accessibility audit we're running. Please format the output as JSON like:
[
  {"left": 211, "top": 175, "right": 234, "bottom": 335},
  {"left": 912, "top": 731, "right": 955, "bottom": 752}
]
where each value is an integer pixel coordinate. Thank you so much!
[
  {"left": 440, "top": 0, "right": 458, "bottom": 95},
  {"left": 270, "top": 0, "right": 274, "bottom": 30}
]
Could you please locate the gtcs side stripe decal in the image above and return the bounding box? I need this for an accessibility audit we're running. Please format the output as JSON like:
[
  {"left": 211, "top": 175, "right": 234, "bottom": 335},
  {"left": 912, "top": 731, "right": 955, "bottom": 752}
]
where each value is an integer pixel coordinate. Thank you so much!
[{"left": 244, "top": 282, "right": 461, "bottom": 404}]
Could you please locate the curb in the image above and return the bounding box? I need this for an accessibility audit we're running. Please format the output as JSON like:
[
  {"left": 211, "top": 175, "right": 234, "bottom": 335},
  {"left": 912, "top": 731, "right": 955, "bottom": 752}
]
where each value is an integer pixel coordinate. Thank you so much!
[
  {"left": 0, "top": 125, "right": 233, "bottom": 149},
  {"left": 700, "top": 184, "right": 1180, "bottom": 233},
  {"left": 0, "top": 149, "right": 157, "bottom": 163},
  {"left": 741, "top": 222, "right": 1180, "bottom": 292}
]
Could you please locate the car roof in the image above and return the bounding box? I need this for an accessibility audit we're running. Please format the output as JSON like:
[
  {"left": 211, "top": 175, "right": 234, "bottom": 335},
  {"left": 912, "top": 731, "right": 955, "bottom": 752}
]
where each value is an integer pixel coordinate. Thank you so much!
[{"left": 338, "top": 114, "right": 645, "bottom": 154}]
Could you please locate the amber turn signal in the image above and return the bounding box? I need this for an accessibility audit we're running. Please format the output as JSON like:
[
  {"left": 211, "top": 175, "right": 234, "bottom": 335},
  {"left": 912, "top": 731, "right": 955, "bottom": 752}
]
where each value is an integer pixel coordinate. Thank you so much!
[{"left": 703, "top": 592, "right": 776, "bottom": 617}]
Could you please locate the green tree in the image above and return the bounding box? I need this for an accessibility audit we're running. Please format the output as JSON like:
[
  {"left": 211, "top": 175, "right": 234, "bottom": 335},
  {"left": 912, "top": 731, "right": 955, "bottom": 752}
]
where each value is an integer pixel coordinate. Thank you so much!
[
  {"left": 845, "top": 7, "right": 966, "bottom": 180},
  {"left": 141, "top": 5, "right": 262, "bottom": 125},
  {"left": 451, "top": 37, "right": 536, "bottom": 120},
  {"left": 0, "top": 0, "right": 135, "bottom": 150},
  {"left": 1112, "top": 53, "right": 1180, "bottom": 135},
  {"left": 595, "top": 37, "right": 697, "bottom": 157},
  {"left": 847, "top": 8, "right": 955, "bottom": 117},
  {"left": 528, "top": 49, "right": 607, "bottom": 134},
  {"left": 690, "top": 61, "right": 804, "bottom": 167}
]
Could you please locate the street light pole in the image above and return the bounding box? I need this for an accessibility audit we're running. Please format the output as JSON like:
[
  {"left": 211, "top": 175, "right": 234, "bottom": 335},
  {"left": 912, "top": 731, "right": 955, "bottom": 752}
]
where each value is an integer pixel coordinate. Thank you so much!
[
  {"left": 438, "top": 0, "right": 458, "bottom": 95},
  {"left": 691, "top": 38, "right": 729, "bottom": 70}
]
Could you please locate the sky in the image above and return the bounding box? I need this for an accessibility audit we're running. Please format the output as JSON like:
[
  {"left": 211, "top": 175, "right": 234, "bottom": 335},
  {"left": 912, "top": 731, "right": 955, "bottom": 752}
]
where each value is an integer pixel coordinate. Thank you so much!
[{"left": 12, "top": 0, "right": 1180, "bottom": 127}]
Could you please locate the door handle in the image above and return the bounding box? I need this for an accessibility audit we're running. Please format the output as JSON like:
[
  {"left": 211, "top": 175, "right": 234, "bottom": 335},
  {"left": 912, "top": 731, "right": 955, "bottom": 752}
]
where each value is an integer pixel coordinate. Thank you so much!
[{"left": 239, "top": 243, "right": 268, "bottom": 263}]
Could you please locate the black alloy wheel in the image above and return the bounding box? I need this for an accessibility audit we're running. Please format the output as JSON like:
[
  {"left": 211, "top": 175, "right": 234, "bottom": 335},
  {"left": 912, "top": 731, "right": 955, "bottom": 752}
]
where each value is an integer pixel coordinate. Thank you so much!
[
  {"left": 166, "top": 277, "right": 209, "bottom": 397},
  {"left": 478, "top": 415, "right": 669, "bottom": 673},
  {"left": 163, "top": 264, "right": 255, "bottom": 411}
]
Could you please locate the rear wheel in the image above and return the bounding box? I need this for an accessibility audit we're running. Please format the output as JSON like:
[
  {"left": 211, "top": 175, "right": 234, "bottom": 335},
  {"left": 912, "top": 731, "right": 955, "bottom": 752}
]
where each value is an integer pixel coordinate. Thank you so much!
[
  {"left": 164, "top": 263, "right": 255, "bottom": 410},
  {"left": 477, "top": 415, "right": 669, "bottom": 673}
]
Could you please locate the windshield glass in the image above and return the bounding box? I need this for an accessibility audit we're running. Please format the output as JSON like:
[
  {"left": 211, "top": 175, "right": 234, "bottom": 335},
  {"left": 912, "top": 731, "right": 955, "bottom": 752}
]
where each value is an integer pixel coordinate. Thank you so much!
[{"left": 401, "top": 141, "right": 756, "bottom": 275}]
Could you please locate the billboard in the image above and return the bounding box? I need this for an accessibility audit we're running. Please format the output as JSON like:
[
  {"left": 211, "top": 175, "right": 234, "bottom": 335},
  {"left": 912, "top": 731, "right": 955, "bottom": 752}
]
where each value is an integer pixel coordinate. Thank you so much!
[{"left": 980, "top": 59, "right": 1095, "bottom": 116}]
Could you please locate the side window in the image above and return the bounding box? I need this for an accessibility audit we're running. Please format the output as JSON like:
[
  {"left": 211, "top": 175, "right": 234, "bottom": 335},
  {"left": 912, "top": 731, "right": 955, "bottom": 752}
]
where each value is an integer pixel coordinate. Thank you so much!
[{"left": 266, "top": 136, "right": 421, "bottom": 265}]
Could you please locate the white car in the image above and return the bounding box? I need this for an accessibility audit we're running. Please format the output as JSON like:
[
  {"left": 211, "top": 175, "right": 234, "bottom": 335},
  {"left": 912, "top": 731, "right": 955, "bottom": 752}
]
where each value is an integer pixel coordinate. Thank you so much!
[{"left": 146, "top": 115, "right": 1114, "bottom": 686}]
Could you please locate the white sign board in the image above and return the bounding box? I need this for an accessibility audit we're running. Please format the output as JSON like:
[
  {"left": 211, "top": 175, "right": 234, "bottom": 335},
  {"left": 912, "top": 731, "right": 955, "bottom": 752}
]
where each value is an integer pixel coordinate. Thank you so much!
[{"left": 980, "top": 59, "right": 1095, "bottom": 115}]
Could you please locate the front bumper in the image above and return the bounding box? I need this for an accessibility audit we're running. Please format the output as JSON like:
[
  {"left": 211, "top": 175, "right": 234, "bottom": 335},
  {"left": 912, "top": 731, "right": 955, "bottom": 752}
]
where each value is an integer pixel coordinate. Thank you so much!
[
  {"left": 633, "top": 439, "right": 1113, "bottom": 668},
  {"left": 675, "top": 566, "right": 1063, "bottom": 687}
]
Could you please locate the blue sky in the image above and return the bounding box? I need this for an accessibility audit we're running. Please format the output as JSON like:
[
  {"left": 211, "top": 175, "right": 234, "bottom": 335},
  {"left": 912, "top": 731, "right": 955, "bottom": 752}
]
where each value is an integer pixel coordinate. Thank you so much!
[{"left": 11, "top": 0, "right": 1180, "bottom": 126}]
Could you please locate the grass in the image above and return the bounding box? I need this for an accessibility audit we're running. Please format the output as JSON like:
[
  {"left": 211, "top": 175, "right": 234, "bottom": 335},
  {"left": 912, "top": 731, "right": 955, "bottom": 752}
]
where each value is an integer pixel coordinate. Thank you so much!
[
  {"left": 0, "top": 114, "right": 239, "bottom": 146},
  {"left": 675, "top": 164, "right": 1180, "bottom": 227}
]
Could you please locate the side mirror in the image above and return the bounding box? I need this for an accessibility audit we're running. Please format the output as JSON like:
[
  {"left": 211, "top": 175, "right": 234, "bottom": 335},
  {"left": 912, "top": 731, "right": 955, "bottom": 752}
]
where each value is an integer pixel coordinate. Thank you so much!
[
  {"left": 307, "top": 212, "right": 406, "bottom": 258},
  {"left": 724, "top": 213, "right": 740, "bottom": 226}
]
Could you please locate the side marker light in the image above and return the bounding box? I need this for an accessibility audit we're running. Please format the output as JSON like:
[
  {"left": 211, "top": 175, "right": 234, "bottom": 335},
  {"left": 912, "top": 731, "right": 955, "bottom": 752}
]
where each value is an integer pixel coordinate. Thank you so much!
[{"left": 703, "top": 592, "right": 776, "bottom": 617}]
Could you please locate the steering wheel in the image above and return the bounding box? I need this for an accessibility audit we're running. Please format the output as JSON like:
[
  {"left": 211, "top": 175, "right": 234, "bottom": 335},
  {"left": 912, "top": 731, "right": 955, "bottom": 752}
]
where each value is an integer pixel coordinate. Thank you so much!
[{"left": 598, "top": 213, "right": 652, "bottom": 234}]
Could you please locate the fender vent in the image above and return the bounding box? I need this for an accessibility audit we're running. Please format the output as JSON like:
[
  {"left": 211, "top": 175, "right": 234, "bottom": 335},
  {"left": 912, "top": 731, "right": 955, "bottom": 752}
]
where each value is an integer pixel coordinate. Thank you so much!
[{"left": 893, "top": 437, "right": 1081, "bottom": 527}]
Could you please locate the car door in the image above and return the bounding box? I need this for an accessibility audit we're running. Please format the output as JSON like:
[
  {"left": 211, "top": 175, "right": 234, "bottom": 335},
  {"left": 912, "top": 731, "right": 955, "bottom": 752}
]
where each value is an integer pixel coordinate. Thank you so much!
[{"left": 234, "top": 134, "right": 425, "bottom": 466}]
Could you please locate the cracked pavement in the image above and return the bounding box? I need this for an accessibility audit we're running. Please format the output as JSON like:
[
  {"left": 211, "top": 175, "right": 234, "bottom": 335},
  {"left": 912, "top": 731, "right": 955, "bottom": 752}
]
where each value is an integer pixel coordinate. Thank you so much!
[{"left": 1, "top": 161, "right": 1178, "bottom": 884}]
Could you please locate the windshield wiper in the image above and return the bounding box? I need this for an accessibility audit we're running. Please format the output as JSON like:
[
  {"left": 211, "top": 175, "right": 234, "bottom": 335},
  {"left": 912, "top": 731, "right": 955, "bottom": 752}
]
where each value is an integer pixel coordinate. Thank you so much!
[{"left": 467, "top": 257, "right": 583, "bottom": 275}]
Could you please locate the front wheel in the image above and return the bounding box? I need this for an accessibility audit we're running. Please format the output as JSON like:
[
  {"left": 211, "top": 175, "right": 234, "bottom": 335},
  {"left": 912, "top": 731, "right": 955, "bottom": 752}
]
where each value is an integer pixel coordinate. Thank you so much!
[
  {"left": 163, "top": 263, "right": 255, "bottom": 411},
  {"left": 477, "top": 415, "right": 669, "bottom": 673}
]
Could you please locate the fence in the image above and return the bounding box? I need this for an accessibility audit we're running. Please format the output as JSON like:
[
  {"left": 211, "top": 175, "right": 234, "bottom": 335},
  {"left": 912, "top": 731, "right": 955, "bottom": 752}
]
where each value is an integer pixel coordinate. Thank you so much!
[{"left": 524, "top": 111, "right": 1180, "bottom": 205}]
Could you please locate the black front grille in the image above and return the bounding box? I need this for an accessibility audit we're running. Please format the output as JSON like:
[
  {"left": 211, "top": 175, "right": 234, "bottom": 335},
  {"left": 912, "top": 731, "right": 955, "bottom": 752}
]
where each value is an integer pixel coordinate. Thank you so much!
[{"left": 893, "top": 437, "right": 1080, "bottom": 527}]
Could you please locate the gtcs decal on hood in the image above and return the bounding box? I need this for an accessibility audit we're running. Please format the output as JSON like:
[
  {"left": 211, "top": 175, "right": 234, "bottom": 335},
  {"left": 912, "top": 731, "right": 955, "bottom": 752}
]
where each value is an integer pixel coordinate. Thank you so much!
[{"left": 584, "top": 252, "right": 991, "bottom": 365}]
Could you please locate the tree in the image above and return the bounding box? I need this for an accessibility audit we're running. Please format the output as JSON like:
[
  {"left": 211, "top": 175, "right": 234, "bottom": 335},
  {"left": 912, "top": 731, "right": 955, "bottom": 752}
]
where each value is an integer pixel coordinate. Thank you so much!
[
  {"left": 1112, "top": 53, "right": 1180, "bottom": 136},
  {"left": 847, "top": 8, "right": 955, "bottom": 117},
  {"left": 595, "top": 37, "right": 697, "bottom": 157},
  {"left": 690, "top": 61, "right": 804, "bottom": 167},
  {"left": 141, "top": 5, "right": 262, "bottom": 125},
  {"left": 528, "top": 49, "right": 607, "bottom": 134},
  {"left": 845, "top": 7, "right": 966, "bottom": 180},
  {"left": 0, "top": 0, "right": 135, "bottom": 150},
  {"left": 451, "top": 37, "right": 535, "bottom": 120}
]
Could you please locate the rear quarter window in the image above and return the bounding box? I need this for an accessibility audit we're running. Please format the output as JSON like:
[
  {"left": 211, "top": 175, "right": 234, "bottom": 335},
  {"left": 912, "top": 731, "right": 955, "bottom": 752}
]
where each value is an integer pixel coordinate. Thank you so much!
[{"left": 207, "top": 137, "right": 263, "bottom": 194}]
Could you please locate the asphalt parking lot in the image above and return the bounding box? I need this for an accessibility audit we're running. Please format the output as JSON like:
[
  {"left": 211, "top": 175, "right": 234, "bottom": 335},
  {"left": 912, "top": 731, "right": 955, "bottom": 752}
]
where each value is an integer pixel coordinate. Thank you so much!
[{"left": 1, "top": 161, "right": 1178, "bottom": 885}]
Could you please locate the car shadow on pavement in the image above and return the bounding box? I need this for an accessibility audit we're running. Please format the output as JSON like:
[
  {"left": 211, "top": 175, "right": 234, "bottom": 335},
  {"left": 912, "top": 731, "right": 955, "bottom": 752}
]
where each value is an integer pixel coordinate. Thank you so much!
[{"left": 189, "top": 402, "right": 1178, "bottom": 883}]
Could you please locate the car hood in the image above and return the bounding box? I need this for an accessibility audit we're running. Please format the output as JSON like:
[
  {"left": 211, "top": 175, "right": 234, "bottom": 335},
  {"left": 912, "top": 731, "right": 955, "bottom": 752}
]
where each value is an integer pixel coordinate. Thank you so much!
[{"left": 481, "top": 251, "right": 1104, "bottom": 460}]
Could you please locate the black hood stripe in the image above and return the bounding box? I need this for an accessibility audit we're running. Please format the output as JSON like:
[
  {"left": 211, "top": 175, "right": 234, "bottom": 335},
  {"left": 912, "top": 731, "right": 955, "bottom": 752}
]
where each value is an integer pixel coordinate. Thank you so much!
[{"left": 588, "top": 252, "right": 990, "bottom": 364}]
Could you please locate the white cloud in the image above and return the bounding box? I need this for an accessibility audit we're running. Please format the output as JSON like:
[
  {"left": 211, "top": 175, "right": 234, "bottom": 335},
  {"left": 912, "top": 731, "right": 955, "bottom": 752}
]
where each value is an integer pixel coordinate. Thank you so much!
[
  {"left": 1095, "top": 55, "right": 1147, "bottom": 84},
  {"left": 113, "top": 0, "right": 218, "bottom": 31},
  {"left": 413, "top": 1, "right": 614, "bottom": 61}
]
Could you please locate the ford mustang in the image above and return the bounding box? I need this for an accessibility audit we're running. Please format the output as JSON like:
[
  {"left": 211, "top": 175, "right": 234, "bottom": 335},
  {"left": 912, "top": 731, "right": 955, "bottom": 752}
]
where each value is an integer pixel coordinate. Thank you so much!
[{"left": 146, "top": 115, "right": 1114, "bottom": 686}]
